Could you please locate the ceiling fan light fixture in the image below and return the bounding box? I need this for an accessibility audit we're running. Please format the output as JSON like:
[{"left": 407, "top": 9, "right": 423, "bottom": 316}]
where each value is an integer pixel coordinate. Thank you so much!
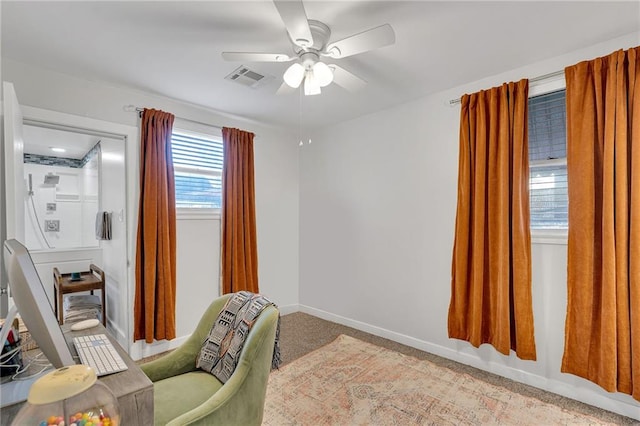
[
  {"left": 283, "top": 62, "right": 305, "bottom": 88},
  {"left": 304, "top": 70, "right": 321, "bottom": 96},
  {"left": 222, "top": 3, "right": 397, "bottom": 98},
  {"left": 313, "top": 62, "right": 333, "bottom": 87}
]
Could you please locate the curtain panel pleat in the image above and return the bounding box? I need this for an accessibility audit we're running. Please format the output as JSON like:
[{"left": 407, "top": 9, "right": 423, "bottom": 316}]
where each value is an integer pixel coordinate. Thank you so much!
[
  {"left": 221, "top": 127, "right": 259, "bottom": 294},
  {"left": 562, "top": 46, "right": 640, "bottom": 400},
  {"left": 134, "top": 108, "right": 177, "bottom": 343},
  {"left": 448, "top": 79, "right": 536, "bottom": 360}
]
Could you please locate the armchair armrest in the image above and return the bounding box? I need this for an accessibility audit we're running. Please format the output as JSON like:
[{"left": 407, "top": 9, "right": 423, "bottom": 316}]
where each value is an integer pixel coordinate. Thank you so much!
[
  {"left": 140, "top": 294, "right": 233, "bottom": 382},
  {"left": 140, "top": 342, "right": 199, "bottom": 382}
]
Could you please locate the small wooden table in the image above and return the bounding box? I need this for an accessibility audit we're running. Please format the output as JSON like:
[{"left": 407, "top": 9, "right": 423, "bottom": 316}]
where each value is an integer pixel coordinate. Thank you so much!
[{"left": 53, "top": 264, "right": 106, "bottom": 326}]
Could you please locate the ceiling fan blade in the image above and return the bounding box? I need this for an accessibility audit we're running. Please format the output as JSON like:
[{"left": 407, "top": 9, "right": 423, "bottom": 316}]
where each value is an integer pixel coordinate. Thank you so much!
[
  {"left": 330, "top": 65, "right": 367, "bottom": 92},
  {"left": 273, "top": 0, "right": 314, "bottom": 48},
  {"left": 276, "top": 82, "right": 297, "bottom": 95},
  {"left": 325, "top": 24, "right": 395, "bottom": 59},
  {"left": 222, "top": 52, "right": 293, "bottom": 62}
]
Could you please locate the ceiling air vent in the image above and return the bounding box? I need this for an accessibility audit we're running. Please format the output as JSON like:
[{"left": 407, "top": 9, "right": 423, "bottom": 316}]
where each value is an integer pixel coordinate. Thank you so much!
[{"left": 224, "top": 66, "right": 271, "bottom": 88}]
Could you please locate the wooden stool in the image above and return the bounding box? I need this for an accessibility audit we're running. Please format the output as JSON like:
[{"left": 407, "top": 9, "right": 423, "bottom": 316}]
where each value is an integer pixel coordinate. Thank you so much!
[{"left": 53, "top": 264, "right": 106, "bottom": 326}]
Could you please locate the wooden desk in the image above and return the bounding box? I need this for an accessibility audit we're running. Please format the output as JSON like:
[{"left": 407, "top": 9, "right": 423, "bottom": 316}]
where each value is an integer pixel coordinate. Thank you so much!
[
  {"left": 0, "top": 324, "right": 154, "bottom": 425},
  {"left": 53, "top": 264, "right": 106, "bottom": 326}
]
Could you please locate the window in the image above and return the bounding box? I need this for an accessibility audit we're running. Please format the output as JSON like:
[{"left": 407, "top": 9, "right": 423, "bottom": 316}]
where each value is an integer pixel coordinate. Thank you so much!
[
  {"left": 528, "top": 90, "right": 567, "bottom": 230},
  {"left": 171, "top": 130, "right": 223, "bottom": 210}
]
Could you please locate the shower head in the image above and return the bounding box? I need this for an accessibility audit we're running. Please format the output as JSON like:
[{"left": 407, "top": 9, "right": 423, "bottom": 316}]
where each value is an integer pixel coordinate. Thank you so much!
[{"left": 43, "top": 173, "right": 60, "bottom": 186}]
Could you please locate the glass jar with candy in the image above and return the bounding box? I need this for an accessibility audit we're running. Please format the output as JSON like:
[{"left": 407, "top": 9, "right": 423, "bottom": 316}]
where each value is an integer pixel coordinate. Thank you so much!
[{"left": 12, "top": 365, "right": 119, "bottom": 426}]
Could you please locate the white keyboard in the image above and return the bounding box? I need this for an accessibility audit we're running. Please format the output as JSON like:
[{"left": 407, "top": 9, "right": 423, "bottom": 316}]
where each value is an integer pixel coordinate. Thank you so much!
[{"left": 73, "top": 334, "right": 128, "bottom": 376}]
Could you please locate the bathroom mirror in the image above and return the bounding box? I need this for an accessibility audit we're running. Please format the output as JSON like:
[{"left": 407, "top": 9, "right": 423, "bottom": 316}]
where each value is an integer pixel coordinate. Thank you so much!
[{"left": 22, "top": 124, "right": 121, "bottom": 251}]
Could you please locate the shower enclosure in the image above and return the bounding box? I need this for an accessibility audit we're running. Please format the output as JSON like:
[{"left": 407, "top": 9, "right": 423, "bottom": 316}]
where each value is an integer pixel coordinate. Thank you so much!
[{"left": 23, "top": 125, "right": 101, "bottom": 251}]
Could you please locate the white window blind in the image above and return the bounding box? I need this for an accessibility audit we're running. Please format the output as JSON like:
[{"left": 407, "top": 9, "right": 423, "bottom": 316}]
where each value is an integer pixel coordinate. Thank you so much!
[
  {"left": 528, "top": 89, "right": 567, "bottom": 229},
  {"left": 171, "top": 131, "right": 223, "bottom": 209}
]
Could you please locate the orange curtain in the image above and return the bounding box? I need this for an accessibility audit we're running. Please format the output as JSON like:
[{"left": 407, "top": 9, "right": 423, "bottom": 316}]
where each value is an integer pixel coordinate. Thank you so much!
[
  {"left": 562, "top": 47, "right": 640, "bottom": 400},
  {"left": 448, "top": 79, "right": 536, "bottom": 360},
  {"left": 221, "top": 127, "right": 259, "bottom": 294},
  {"left": 134, "top": 109, "right": 177, "bottom": 343}
]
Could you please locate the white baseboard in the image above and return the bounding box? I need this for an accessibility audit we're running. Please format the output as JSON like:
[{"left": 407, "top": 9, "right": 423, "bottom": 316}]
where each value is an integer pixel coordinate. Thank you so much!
[
  {"left": 277, "top": 303, "right": 299, "bottom": 316},
  {"left": 298, "top": 304, "right": 640, "bottom": 421},
  {"left": 128, "top": 334, "right": 190, "bottom": 361}
]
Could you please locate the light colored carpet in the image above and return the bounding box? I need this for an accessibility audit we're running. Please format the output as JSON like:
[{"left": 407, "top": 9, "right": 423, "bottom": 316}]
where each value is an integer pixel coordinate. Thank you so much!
[{"left": 263, "top": 334, "right": 618, "bottom": 426}]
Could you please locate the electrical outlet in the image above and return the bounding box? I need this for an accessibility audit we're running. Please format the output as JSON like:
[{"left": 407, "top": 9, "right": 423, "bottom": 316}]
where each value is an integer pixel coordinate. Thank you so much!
[
  {"left": 45, "top": 220, "right": 60, "bottom": 232},
  {"left": 46, "top": 203, "right": 57, "bottom": 212}
]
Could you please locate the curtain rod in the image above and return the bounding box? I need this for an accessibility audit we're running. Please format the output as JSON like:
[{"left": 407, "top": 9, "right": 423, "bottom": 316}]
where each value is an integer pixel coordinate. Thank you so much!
[
  {"left": 448, "top": 70, "right": 565, "bottom": 106},
  {"left": 123, "top": 105, "right": 223, "bottom": 130}
]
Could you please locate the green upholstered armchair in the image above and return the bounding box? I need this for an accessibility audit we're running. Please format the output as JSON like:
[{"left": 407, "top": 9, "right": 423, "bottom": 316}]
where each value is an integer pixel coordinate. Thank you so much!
[{"left": 140, "top": 294, "right": 279, "bottom": 426}]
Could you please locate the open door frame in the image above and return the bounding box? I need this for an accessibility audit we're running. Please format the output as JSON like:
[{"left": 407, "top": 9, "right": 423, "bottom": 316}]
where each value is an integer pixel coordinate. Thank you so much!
[
  {"left": 2, "top": 84, "right": 138, "bottom": 352},
  {"left": 1, "top": 82, "right": 26, "bottom": 316}
]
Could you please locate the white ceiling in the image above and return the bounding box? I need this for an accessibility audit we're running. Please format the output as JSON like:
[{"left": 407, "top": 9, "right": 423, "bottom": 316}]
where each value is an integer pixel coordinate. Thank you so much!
[
  {"left": 2, "top": 1, "right": 639, "bottom": 130},
  {"left": 23, "top": 125, "right": 102, "bottom": 159}
]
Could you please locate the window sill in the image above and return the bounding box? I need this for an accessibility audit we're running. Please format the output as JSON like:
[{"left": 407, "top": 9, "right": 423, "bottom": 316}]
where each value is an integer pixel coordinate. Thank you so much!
[
  {"left": 531, "top": 229, "right": 567, "bottom": 245},
  {"left": 176, "top": 208, "right": 221, "bottom": 221}
]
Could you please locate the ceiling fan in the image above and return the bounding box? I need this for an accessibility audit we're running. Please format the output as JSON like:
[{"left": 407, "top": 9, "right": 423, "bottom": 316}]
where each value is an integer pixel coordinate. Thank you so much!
[{"left": 222, "top": 0, "right": 396, "bottom": 96}]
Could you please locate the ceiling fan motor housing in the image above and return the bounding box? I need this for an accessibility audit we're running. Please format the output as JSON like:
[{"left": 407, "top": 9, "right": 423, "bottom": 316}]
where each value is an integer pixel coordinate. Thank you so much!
[{"left": 294, "top": 20, "right": 331, "bottom": 55}]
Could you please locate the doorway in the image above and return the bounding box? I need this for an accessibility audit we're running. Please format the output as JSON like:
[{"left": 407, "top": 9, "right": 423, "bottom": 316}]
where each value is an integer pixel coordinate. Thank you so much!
[{"left": 3, "top": 82, "right": 138, "bottom": 351}]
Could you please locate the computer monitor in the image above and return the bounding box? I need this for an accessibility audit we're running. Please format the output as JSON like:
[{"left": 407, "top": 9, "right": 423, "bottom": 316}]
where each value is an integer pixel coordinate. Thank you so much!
[{"left": 2, "top": 239, "right": 74, "bottom": 368}]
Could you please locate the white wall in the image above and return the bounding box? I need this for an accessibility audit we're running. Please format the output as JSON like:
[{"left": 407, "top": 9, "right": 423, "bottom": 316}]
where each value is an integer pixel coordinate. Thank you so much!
[
  {"left": 299, "top": 32, "right": 640, "bottom": 420},
  {"left": 3, "top": 58, "right": 300, "bottom": 356}
]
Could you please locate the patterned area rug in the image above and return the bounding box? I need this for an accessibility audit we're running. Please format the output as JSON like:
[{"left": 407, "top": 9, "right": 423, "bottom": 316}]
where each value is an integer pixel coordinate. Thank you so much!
[{"left": 263, "top": 335, "right": 615, "bottom": 425}]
